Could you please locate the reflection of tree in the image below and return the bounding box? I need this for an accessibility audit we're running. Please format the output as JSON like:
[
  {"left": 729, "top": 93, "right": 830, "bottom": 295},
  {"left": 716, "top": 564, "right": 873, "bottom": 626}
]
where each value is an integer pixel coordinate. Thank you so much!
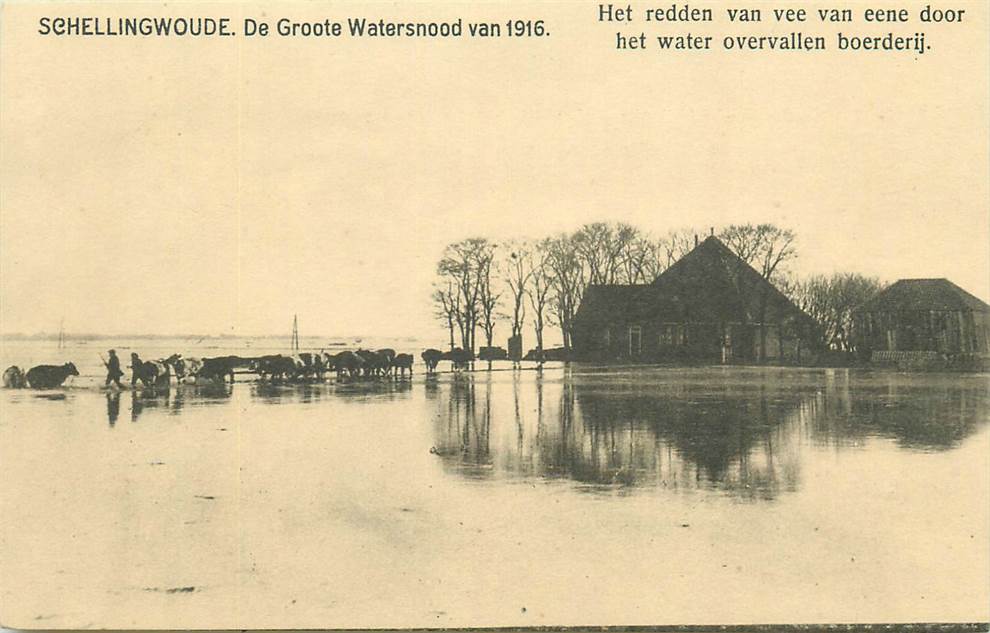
[
  {"left": 430, "top": 373, "right": 806, "bottom": 499},
  {"left": 555, "top": 384, "right": 803, "bottom": 499},
  {"left": 806, "top": 371, "right": 989, "bottom": 450},
  {"left": 429, "top": 370, "right": 989, "bottom": 499},
  {"left": 432, "top": 375, "right": 493, "bottom": 480}
]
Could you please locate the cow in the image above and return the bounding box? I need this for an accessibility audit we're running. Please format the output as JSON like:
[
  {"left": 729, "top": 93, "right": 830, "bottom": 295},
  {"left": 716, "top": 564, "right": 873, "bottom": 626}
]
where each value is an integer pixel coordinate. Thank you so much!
[
  {"left": 421, "top": 349, "right": 443, "bottom": 374},
  {"left": 147, "top": 360, "right": 171, "bottom": 388},
  {"left": 163, "top": 354, "right": 203, "bottom": 384},
  {"left": 249, "top": 355, "right": 296, "bottom": 383},
  {"left": 291, "top": 353, "right": 326, "bottom": 381},
  {"left": 355, "top": 349, "right": 386, "bottom": 377},
  {"left": 478, "top": 346, "right": 508, "bottom": 362},
  {"left": 392, "top": 353, "right": 414, "bottom": 377},
  {"left": 2, "top": 365, "right": 27, "bottom": 388},
  {"left": 441, "top": 348, "right": 473, "bottom": 371},
  {"left": 307, "top": 352, "right": 328, "bottom": 381},
  {"left": 329, "top": 351, "right": 364, "bottom": 379},
  {"left": 199, "top": 356, "right": 253, "bottom": 384},
  {"left": 376, "top": 348, "right": 397, "bottom": 375},
  {"left": 128, "top": 354, "right": 170, "bottom": 389},
  {"left": 25, "top": 362, "right": 79, "bottom": 389}
]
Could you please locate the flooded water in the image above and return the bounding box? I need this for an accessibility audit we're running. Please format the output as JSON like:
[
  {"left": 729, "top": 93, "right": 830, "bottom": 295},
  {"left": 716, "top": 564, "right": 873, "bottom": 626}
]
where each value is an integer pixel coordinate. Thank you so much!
[{"left": 1, "top": 339, "right": 988, "bottom": 627}]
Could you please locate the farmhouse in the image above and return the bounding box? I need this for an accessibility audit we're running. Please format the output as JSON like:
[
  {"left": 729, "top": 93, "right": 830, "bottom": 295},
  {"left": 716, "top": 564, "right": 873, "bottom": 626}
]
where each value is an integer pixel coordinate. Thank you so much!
[
  {"left": 571, "top": 235, "right": 820, "bottom": 364},
  {"left": 852, "top": 278, "right": 990, "bottom": 357}
]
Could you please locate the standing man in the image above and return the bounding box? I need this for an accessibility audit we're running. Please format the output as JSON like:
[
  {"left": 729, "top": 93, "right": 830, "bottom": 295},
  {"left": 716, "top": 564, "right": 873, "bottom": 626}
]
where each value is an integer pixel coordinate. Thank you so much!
[
  {"left": 130, "top": 352, "right": 143, "bottom": 388},
  {"left": 105, "top": 349, "right": 124, "bottom": 389}
]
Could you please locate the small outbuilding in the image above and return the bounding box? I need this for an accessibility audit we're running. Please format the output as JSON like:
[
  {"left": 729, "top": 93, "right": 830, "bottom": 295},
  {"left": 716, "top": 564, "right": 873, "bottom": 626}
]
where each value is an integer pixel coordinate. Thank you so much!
[{"left": 852, "top": 278, "right": 990, "bottom": 356}]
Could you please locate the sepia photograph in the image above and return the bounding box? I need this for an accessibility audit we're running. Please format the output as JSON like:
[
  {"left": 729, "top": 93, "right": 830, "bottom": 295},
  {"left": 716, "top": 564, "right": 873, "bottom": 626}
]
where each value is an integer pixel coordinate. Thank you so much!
[{"left": 0, "top": 1, "right": 988, "bottom": 630}]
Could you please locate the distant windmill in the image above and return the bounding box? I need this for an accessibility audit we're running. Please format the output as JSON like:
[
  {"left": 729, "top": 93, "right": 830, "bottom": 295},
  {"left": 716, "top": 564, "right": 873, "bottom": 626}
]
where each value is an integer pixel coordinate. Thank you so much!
[{"left": 291, "top": 314, "right": 300, "bottom": 352}]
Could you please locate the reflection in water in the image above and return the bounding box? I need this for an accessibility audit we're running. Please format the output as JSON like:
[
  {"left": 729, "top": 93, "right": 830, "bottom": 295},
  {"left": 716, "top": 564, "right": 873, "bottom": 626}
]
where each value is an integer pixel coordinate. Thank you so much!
[
  {"left": 130, "top": 387, "right": 166, "bottom": 422},
  {"left": 249, "top": 380, "right": 412, "bottom": 405},
  {"left": 807, "top": 370, "right": 988, "bottom": 450},
  {"left": 122, "top": 383, "right": 233, "bottom": 423},
  {"left": 106, "top": 392, "right": 120, "bottom": 427},
  {"left": 193, "top": 382, "right": 234, "bottom": 404},
  {"left": 84, "top": 367, "right": 988, "bottom": 501},
  {"left": 429, "top": 369, "right": 990, "bottom": 500},
  {"left": 430, "top": 375, "right": 494, "bottom": 480}
]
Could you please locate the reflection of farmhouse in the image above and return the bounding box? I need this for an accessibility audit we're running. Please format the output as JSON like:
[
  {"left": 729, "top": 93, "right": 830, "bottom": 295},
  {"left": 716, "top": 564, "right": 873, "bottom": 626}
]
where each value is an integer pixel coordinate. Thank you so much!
[
  {"left": 571, "top": 236, "right": 820, "bottom": 363},
  {"left": 853, "top": 279, "right": 990, "bottom": 358}
]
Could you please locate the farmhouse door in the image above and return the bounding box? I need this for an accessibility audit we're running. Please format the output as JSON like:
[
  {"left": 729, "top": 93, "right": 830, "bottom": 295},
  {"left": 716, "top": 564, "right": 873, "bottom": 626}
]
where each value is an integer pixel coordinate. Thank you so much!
[{"left": 628, "top": 326, "right": 642, "bottom": 358}]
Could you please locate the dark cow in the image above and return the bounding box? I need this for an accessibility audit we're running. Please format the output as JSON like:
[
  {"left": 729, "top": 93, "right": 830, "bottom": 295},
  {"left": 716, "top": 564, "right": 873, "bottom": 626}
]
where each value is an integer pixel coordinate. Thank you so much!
[
  {"left": 441, "top": 348, "right": 473, "bottom": 371},
  {"left": 392, "top": 353, "right": 414, "bottom": 377},
  {"left": 328, "top": 351, "right": 364, "bottom": 379},
  {"left": 25, "top": 362, "right": 79, "bottom": 389},
  {"left": 421, "top": 349, "right": 443, "bottom": 374},
  {"left": 199, "top": 356, "right": 253, "bottom": 384},
  {"left": 355, "top": 349, "right": 386, "bottom": 377},
  {"left": 322, "top": 352, "right": 337, "bottom": 374},
  {"left": 250, "top": 355, "right": 297, "bottom": 382},
  {"left": 478, "top": 346, "right": 508, "bottom": 362},
  {"left": 376, "top": 348, "right": 396, "bottom": 375},
  {"left": 2, "top": 365, "right": 27, "bottom": 388}
]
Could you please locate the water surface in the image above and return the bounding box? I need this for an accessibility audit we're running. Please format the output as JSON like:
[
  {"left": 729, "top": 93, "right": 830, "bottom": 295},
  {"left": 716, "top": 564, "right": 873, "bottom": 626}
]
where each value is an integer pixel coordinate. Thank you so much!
[{"left": 1, "top": 348, "right": 987, "bottom": 627}]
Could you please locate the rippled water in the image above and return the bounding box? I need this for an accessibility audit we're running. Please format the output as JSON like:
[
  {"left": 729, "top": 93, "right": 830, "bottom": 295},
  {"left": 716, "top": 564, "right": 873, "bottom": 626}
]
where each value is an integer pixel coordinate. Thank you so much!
[{"left": 1, "top": 343, "right": 987, "bottom": 627}]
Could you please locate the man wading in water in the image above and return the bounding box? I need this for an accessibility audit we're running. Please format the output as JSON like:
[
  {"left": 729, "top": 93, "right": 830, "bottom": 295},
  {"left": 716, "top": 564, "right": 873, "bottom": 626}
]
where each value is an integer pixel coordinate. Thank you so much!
[{"left": 104, "top": 349, "right": 124, "bottom": 388}]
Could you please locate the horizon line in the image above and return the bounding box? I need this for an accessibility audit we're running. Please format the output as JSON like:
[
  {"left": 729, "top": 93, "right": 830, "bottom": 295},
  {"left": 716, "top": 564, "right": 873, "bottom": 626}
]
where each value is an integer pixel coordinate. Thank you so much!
[{"left": 0, "top": 332, "right": 436, "bottom": 341}]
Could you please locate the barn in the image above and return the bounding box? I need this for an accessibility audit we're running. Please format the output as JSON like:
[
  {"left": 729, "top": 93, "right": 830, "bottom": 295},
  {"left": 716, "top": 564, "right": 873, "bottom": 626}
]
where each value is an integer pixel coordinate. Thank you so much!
[
  {"left": 571, "top": 236, "right": 821, "bottom": 364},
  {"left": 852, "top": 278, "right": 990, "bottom": 358}
]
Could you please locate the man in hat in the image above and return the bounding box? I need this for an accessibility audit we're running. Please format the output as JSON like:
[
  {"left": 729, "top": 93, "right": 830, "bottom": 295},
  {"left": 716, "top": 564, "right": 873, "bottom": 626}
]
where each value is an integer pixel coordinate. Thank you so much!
[
  {"left": 129, "top": 352, "right": 144, "bottom": 388},
  {"left": 105, "top": 349, "right": 124, "bottom": 388}
]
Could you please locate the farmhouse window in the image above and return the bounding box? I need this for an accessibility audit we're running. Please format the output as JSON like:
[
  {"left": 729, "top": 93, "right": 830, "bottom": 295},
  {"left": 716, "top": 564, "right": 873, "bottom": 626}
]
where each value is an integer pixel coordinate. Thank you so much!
[{"left": 659, "top": 324, "right": 685, "bottom": 347}]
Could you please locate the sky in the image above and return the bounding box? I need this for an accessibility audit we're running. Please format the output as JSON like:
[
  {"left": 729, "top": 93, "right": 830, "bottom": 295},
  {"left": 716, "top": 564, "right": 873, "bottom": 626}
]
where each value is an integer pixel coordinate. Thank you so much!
[{"left": 2, "top": 2, "right": 988, "bottom": 344}]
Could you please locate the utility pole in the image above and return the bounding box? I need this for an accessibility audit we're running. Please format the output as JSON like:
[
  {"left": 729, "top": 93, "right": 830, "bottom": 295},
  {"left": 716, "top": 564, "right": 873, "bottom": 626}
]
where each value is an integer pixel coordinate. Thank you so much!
[{"left": 291, "top": 314, "right": 300, "bottom": 351}]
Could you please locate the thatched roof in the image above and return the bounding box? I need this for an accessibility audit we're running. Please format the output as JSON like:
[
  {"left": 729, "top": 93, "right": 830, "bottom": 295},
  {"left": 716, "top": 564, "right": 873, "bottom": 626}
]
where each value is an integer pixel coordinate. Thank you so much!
[
  {"left": 573, "top": 236, "right": 814, "bottom": 327},
  {"left": 645, "top": 236, "right": 810, "bottom": 324},
  {"left": 856, "top": 279, "right": 989, "bottom": 313}
]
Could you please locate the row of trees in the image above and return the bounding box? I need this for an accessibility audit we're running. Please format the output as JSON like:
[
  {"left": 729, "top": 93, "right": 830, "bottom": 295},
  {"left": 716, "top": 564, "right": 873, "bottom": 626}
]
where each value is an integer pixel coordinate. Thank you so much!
[
  {"left": 432, "top": 222, "right": 884, "bottom": 356},
  {"left": 785, "top": 274, "right": 886, "bottom": 352}
]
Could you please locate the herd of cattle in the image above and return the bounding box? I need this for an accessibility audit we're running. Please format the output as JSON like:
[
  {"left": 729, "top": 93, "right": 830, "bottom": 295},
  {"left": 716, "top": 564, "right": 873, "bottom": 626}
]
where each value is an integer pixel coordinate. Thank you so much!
[{"left": 2, "top": 347, "right": 480, "bottom": 390}]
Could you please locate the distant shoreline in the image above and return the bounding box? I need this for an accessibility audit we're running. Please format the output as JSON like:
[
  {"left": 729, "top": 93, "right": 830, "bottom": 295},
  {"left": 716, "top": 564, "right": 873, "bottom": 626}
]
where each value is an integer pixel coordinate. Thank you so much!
[{"left": 0, "top": 333, "right": 426, "bottom": 342}]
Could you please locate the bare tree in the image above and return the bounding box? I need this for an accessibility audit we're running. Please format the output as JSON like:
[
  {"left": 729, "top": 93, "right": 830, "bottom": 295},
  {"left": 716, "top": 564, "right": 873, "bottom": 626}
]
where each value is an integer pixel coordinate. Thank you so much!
[
  {"left": 572, "top": 222, "right": 641, "bottom": 285},
  {"left": 526, "top": 241, "right": 554, "bottom": 358},
  {"left": 431, "top": 283, "right": 461, "bottom": 351},
  {"left": 545, "top": 234, "right": 585, "bottom": 351},
  {"left": 659, "top": 227, "right": 701, "bottom": 267},
  {"left": 719, "top": 223, "right": 796, "bottom": 282},
  {"left": 789, "top": 273, "right": 885, "bottom": 352},
  {"left": 437, "top": 237, "right": 496, "bottom": 354},
  {"left": 718, "top": 223, "right": 799, "bottom": 362},
  {"left": 621, "top": 235, "right": 666, "bottom": 283},
  {"left": 476, "top": 242, "right": 500, "bottom": 348},
  {"left": 502, "top": 240, "right": 532, "bottom": 342}
]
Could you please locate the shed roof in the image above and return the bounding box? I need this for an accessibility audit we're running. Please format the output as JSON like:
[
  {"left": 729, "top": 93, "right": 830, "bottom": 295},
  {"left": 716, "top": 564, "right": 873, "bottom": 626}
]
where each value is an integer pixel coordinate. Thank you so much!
[{"left": 856, "top": 278, "right": 989, "bottom": 313}]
